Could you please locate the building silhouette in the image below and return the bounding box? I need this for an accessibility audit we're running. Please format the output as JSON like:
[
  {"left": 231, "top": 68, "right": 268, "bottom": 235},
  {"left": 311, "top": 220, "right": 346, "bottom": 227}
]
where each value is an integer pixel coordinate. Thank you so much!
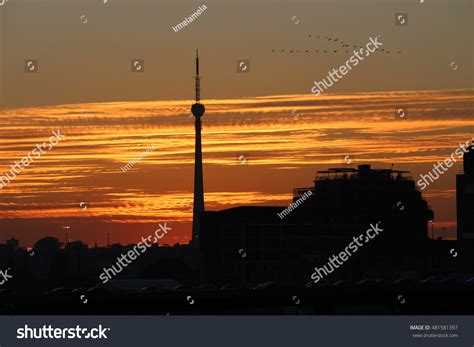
[
  {"left": 6, "top": 237, "right": 19, "bottom": 251},
  {"left": 456, "top": 144, "right": 474, "bottom": 274},
  {"left": 191, "top": 50, "right": 205, "bottom": 247},
  {"left": 200, "top": 165, "right": 437, "bottom": 286},
  {"left": 457, "top": 144, "right": 474, "bottom": 240}
]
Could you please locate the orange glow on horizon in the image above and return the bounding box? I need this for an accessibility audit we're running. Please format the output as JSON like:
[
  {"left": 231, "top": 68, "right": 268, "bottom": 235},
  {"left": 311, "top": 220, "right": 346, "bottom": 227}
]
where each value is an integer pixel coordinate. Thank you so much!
[{"left": 0, "top": 89, "right": 472, "bottom": 246}]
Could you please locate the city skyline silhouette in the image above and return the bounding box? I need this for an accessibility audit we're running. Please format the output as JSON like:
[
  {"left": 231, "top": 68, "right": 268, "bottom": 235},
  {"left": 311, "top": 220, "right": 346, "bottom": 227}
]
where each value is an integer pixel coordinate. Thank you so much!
[
  {"left": 0, "top": 149, "right": 473, "bottom": 315},
  {"left": 0, "top": 48, "right": 472, "bottom": 318}
]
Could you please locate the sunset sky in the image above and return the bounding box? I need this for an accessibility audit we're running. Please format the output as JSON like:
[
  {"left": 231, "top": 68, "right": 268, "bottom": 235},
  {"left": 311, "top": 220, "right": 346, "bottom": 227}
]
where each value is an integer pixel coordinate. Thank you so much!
[
  {"left": 0, "top": 90, "right": 473, "bottom": 246},
  {"left": 0, "top": 0, "right": 472, "bottom": 246}
]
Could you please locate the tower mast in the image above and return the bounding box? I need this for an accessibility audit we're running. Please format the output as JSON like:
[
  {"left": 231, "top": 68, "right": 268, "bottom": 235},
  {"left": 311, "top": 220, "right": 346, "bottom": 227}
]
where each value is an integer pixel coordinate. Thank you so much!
[{"left": 191, "top": 50, "right": 206, "bottom": 247}]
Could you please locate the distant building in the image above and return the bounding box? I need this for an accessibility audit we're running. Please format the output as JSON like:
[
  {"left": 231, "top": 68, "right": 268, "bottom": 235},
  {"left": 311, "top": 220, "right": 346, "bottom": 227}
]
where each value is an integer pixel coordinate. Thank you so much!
[
  {"left": 6, "top": 237, "right": 19, "bottom": 251},
  {"left": 0, "top": 237, "right": 20, "bottom": 269},
  {"left": 201, "top": 165, "right": 435, "bottom": 286},
  {"left": 456, "top": 144, "right": 474, "bottom": 240}
]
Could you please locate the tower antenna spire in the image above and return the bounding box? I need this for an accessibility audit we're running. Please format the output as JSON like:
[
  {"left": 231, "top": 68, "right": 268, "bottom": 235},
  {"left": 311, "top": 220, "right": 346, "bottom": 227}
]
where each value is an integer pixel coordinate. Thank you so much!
[{"left": 195, "top": 49, "right": 200, "bottom": 102}]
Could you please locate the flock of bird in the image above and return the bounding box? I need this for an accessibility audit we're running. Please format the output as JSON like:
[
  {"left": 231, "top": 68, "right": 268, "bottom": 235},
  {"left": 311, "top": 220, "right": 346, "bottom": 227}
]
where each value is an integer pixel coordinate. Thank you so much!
[{"left": 272, "top": 34, "right": 402, "bottom": 54}]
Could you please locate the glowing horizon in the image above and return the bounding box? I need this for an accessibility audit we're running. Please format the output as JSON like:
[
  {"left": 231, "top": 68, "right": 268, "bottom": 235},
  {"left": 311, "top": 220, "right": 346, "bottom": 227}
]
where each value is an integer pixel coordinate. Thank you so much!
[{"left": 0, "top": 89, "right": 473, "bottom": 247}]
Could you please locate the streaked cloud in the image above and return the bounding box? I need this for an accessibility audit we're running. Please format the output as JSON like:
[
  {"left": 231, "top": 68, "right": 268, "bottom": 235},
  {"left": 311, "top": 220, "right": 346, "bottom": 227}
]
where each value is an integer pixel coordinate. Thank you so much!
[{"left": 0, "top": 89, "right": 472, "bottom": 245}]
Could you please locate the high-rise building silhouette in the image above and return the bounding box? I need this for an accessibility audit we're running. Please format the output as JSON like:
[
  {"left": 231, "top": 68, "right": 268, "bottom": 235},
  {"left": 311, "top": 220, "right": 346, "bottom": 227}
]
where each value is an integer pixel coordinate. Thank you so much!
[
  {"left": 201, "top": 165, "right": 435, "bottom": 285},
  {"left": 191, "top": 50, "right": 205, "bottom": 246},
  {"left": 457, "top": 144, "right": 474, "bottom": 240}
]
